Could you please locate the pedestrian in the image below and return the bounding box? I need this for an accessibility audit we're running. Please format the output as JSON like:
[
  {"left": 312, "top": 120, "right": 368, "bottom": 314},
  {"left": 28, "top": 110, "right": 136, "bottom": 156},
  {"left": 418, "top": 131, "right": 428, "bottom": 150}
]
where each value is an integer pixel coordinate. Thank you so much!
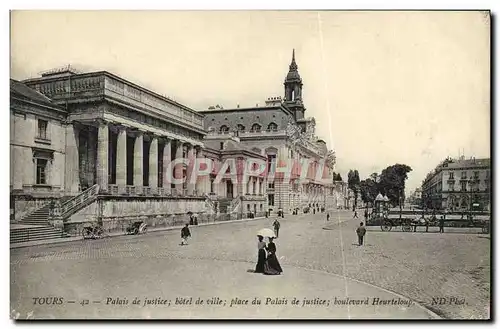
[
  {"left": 180, "top": 224, "right": 191, "bottom": 245},
  {"left": 313, "top": 208, "right": 316, "bottom": 214},
  {"left": 263, "top": 237, "right": 283, "bottom": 275},
  {"left": 326, "top": 213, "right": 330, "bottom": 221},
  {"left": 353, "top": 210, "right": 358, "bottom": 219},
  {"left": 439, "top": 215, "right": 444, "bottom": 233},
  {"left": 255, "top": 235, "right": 266, "bottom": 273},
  {"left": 273, "top": 218, "right": 281, "bottom": 238},
  {"left": 364, "top": 209, "right": 368, "bottom": 221},
  {"left": 356, "top": 222, "right": 366, "bottom": 246}
]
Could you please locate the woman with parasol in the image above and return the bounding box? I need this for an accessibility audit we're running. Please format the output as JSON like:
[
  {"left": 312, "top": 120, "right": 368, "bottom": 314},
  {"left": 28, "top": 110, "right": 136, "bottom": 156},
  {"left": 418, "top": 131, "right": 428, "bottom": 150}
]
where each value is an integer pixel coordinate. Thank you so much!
[
  {"left": 256, "top": 228, "right": 283, "bottom": 275},
  {"left": 255, "top": 235, "right": 267, "bottom": 273}
]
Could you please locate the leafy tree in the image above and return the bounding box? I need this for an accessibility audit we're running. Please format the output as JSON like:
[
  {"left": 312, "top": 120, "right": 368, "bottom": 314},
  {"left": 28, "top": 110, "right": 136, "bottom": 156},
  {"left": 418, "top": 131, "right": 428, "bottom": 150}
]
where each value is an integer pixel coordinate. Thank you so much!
[
  {"left": 332, "top": 172, "right": 343, "bottom": 182},
  {"left": 378, "top": 164, "right": 412, "bottom": 208},
  {"left": 348, "top": 169, "right": 361, "bottom": 209},
  {"left": 359, "top": 178, "right": 378, "bottom": 205}
]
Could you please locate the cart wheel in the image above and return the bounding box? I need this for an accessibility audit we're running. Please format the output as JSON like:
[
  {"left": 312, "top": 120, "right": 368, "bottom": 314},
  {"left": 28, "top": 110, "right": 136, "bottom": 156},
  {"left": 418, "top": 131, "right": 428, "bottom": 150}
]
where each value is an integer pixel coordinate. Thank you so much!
[
  {"left": 482, "top": 225, "right": 489, "bottom": 234},
  {"left": 381, "top": 222, "right": 392, "bottom": 232},
  {"left": 82, "top": 228, "right": 92, "bottom": 239},
  {"left": 402, "top": 225, "right": 412, "bottom": 232}
]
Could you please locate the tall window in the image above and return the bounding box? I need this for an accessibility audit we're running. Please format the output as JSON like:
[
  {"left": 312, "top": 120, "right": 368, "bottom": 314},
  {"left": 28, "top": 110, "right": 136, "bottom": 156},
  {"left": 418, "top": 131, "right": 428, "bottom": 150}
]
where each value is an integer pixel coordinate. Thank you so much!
[
  {"left": 268, "top": 194, "right": 275, "bottom": 206},
  {"left": 267, "top": 154, "right": 276, "bottom": 173},
  {"left": 36, "top": 158, "right": 48, "bottom": 184},
  {"left": 268, "top": 182, "right": 275, "bottom": 189},
  {"left": 267, "top": 122, "right": 278, "bottom": 131},
  {"left": 37, "top": 119, "right": 48, "bottom": 140},
  {"left": 461, "top": 181, "right": 467, "bottom": 191},
  {"left": 461, "top": 171, "right": 467, "bottom": 179},
  {"left": 449, "top": 172, "right": 454, "bottom": 179},
  {"left": 474, "top": 171, "right": 479, "bottom": 179},
  {"left": 210, "top": 176, "right": 215, "bottom": 193}
]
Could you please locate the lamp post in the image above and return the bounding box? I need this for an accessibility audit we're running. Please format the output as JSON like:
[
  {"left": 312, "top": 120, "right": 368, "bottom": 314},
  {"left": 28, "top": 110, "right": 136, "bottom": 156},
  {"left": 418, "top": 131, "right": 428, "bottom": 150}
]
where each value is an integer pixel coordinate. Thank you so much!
[{"left": 468, "top": 176, "right": 475, "bottom": 219}]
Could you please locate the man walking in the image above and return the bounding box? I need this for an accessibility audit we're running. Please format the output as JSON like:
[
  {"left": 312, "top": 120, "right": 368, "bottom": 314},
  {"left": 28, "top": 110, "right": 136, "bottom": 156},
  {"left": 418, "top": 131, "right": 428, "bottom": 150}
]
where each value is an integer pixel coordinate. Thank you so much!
[
  {"left": 356, "top": 222, "right": 366, "bottom": 246},
  {"left": 439, "top": 215, "right": 445, "bottom": 233},
  {"left": 273, "top": 218, "right": 281, "bottom": 238},
  {"left": 180, "top": 224, "right": 191, "bottom": 245},
  {"left": 353, "top": 210, "right": 358, "bottom": 219},
  {"left": 326, "top": 213, "right": 330, "bottom": 221}
]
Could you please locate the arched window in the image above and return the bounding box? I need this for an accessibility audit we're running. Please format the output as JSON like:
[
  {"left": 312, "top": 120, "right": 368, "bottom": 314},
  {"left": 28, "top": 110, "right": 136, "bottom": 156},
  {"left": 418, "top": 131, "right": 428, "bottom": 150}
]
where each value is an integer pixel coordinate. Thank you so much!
[
  {"left": 220, "top": 125, "right": 229, "bottom": 134},
  {"left": 267, "top": 122, "right": 278, "bottom": 131},
  {"left": 251, "top": 123, "right": 261, "bottom": 132},
  {"left": 237, "top": 124, "right": 245, "bottom": 132}
]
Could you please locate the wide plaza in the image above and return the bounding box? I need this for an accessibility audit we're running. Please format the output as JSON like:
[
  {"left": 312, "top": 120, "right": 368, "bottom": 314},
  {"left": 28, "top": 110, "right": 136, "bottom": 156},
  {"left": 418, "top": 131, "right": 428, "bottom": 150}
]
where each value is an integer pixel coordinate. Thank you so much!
[{"left": 10, "top": 211, "right": 490, "bottom": 319}]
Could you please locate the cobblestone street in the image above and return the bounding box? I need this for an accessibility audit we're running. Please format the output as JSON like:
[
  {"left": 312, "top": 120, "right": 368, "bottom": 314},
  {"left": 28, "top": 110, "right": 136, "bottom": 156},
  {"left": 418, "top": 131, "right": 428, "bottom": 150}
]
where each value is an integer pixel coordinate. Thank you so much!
[{"left": 10, "top": 211, "right": 490, "bottom": 319}]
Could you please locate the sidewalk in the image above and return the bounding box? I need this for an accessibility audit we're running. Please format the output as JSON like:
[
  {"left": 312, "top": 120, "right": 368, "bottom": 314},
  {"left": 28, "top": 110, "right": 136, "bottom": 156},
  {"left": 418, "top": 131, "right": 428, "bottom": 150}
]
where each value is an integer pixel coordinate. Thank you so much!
[{"left": 10, "top": 215, "right": 272, "bottom": 249}]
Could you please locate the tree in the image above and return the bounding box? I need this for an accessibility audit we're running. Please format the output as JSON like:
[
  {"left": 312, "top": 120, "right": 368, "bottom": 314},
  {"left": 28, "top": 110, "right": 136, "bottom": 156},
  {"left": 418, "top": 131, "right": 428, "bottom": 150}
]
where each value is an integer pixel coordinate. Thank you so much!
[
  {"left": 332, "top": 172, "right": 343, "bottom": 182},
  {"left": 348, "top": 169, "right": 361, "bottom": 209},
  {"left": 378, "top": 164, "right": 412, "bottom": 208},
  {"left": 359, "top": 178, "right": 378, "bottom": 205}
]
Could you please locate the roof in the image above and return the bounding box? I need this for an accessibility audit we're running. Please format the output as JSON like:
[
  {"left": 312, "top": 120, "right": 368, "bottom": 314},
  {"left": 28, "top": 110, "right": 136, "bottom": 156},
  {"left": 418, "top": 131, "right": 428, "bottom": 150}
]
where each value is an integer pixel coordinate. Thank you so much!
[
  {"left": 203, "top": 139, "right": 263, "bottom": 157},
  {"left": 10, "top": 79, "right": 58, "bottom": 108},
  {"left": 444, "top": 158, "right": 490, "bottom": 169}
]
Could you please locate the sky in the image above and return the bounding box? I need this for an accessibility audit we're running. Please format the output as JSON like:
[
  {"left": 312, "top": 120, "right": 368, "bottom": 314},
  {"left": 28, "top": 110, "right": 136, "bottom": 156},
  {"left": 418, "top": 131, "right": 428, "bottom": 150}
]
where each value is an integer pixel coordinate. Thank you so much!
[{"left": 10, "top": 10, "right": 490, "bottom": 194}]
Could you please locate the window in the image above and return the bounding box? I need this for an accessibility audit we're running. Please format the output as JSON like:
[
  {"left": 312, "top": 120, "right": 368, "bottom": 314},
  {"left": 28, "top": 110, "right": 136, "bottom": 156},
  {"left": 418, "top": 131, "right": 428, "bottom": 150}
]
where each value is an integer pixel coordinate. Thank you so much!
[
  {"left": 461, "top": 181, "right": 467, "bottom": 191},
  {"left": 267, "top": 122, "right": 278, "bottom": 131},
  {"left": 268, "top": 194, "right": 275, "bottom": 206},
  {"left": 210, "top": 176, "right": 215, "bottom": 193},
  {"left": 449, "top": 172, "right": 454, "bottom": 179},
  {"left": 36, "top": 158, "right": 48, "bottom": 184},
  {"left": 267, "top": 154, "right": 276, "bottom": 173},
  {"left": 474, "top": 171, "right": 479, "bottom": 179},
  {"left": 220, "top": 125, "right": 229, "bottom": 134},
  {"left": 37, "top": 119, "right": 48, "bottom": 140},
  {"left": 237, "top": 124, "right": 245, "bottom": 132},
  {"left": 448, "top": 183, "right": 455, "bottom": 191},
  {"left": 461, "top": 171, "right": 467, "bottom": 179},
  {"left": 268, "top": 183, "right": 275, "bottom": 189},
  {"left": 251, "top": 124, "right": 261, "bottom": 132}
]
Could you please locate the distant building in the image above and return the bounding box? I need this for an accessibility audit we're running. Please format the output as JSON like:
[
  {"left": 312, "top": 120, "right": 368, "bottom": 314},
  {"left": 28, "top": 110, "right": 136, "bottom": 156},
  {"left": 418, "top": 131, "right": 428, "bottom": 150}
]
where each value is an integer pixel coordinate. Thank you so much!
[
  {"left": 421, "top": 156, "right": 491, "bottom": 211},
  {"left": 200, "top": 50, "right": 336, "bottom": 214}
]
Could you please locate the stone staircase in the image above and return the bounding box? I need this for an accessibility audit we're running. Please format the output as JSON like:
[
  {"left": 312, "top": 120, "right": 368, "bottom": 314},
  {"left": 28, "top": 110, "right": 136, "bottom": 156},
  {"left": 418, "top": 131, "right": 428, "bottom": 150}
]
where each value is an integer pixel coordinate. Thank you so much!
[
  {"left": 10, "top": 185, "right": 100, "bottom": 244},
  {"left": 10, "top": 225, "right": 67, "bottom": 244}
]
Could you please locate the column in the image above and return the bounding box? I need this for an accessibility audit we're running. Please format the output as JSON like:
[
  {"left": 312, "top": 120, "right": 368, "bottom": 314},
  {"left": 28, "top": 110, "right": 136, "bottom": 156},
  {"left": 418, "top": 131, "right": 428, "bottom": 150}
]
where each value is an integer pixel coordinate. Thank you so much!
[
  {"left": 256, "top": 177, "right": 261, "bottom": 195},
  {"left": 96, "top": 120, "right": 109, "bottom": 192},
  {"left": 149, "top": 136, "right": 158, "bottom": 192},
  {"left": 175, "top": 140, "right": 184, "bottom": 195},
  {"left": 162, "top": 138, "right": 172, "bottom": 195},
  {"left": 116, "top": 126, "right": 127, "bottom": 189},
  {"left": 194, "top": 147, "right": 204, "bottom": 195},
  {"left": 133, "top": 132, "right": 143, "bottom": 189},
  {"left": 186, "top": 144, "right": 195, "bottom": 196},
  {"left": 64, "top": 124, "right": 80, "bottom": 194}
]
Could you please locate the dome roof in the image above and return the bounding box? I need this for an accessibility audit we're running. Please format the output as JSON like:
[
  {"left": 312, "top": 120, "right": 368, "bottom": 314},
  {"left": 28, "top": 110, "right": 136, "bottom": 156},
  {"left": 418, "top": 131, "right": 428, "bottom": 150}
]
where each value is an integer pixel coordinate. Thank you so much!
[
  {"left": 375, "top": 193, "right": 384, "bottom": 202},
  {"left": 383, "top": 196, "right": 390, "bottom": 202}
]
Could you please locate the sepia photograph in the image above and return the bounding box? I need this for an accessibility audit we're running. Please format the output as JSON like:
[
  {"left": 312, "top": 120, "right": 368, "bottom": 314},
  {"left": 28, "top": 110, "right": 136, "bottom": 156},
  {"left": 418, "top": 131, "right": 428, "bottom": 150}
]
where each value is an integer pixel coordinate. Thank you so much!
[{"left": 8, "top": 10, "right": 491, "bottom": 320}]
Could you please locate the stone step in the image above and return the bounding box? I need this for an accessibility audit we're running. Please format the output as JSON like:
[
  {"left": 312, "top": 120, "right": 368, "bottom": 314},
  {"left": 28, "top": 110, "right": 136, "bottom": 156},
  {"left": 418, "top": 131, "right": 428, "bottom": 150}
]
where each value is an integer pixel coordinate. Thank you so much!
[{"left": 10, "top": 226, "right": 66, "bottom": 244}]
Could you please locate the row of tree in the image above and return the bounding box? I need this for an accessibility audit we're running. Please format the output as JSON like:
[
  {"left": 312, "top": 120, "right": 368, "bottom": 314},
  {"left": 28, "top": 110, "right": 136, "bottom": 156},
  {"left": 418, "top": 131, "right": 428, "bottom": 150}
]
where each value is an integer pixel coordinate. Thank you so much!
[{"left": 347, "top": 164, "right": 412, "bottom": 209}]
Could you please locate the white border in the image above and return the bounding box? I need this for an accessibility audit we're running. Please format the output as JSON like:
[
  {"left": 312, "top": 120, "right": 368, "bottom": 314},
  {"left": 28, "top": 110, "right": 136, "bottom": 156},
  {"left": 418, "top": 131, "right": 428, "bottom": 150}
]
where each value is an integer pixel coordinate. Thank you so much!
[{"left": 2, "top": 2, "right": 497, "bottom": 329}]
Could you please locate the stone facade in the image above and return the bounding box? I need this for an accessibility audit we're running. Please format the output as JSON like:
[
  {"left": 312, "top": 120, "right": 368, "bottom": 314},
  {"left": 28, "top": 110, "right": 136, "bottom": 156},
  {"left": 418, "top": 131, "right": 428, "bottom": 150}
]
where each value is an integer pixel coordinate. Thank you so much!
[
  {"left": 201, "top": 51, "right": 336, "bottom": 214},
  {"left": 421, "top": 157, "right": 491, "bottom": 211}
]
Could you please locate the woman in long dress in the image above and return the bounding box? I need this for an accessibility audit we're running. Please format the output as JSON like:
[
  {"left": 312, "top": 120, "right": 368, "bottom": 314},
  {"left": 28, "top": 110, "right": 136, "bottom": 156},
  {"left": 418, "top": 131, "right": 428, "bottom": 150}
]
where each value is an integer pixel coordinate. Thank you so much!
[
  {"left": 264, "top": 237, "right": 283, "bottom": 275},
  {"left": 255, "top": 235, "right": 266, "bottom": 273}
]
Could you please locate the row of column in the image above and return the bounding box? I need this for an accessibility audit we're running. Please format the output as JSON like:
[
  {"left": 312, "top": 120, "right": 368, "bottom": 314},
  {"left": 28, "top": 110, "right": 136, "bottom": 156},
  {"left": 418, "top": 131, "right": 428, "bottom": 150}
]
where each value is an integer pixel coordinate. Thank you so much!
[
  {"left": 246, "top": 176, "right": 263, "bottom": 195},
  {"left": 95, "top": 120, "right": 203, "bottom": 196}
]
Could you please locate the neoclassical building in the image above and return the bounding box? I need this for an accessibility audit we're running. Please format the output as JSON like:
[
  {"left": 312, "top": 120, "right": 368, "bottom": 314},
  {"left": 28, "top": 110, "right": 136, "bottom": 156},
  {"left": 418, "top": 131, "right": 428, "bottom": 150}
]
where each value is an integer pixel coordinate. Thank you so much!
[
  {"left": 421, "top": 156, "right": 491, "bottom": 211},
  {"left": 201, "top": 50, "right": 337, "bottom": 214},
  {"left": 11, "top": 67, "right": 215, "bottom": 238}
]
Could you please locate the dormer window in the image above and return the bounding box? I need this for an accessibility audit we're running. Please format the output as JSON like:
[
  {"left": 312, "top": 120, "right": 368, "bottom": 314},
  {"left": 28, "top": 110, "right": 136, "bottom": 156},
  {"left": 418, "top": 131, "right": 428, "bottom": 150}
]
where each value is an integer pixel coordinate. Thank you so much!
[
  {"left": 251, "top": 124, "right": 261, "bottom": 132},
  {"left": 267, "top": 122, "right": 278, "bottom": 131}
]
